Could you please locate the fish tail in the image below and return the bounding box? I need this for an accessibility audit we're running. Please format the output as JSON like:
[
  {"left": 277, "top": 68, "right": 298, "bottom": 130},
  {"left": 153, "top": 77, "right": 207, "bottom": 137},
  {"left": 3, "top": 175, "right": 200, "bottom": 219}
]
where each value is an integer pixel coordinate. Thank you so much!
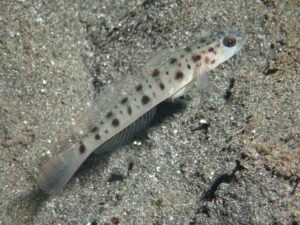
[{"left": 37, "top": 142, "right": 90, "bottom": 195}]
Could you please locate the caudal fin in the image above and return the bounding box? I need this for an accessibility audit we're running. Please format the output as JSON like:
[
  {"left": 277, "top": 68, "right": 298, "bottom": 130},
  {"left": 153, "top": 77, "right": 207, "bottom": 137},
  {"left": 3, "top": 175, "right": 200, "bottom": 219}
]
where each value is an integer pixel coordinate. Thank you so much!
[{"left": 37, "top": 142, "right": 90, "bottom": 195}]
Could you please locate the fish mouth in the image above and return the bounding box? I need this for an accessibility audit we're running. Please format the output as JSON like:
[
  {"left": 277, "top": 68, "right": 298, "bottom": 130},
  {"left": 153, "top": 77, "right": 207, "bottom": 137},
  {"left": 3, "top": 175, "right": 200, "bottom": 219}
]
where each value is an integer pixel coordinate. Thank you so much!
[{"left": 237, "top": 35, "right": 247, "bottom": 53}]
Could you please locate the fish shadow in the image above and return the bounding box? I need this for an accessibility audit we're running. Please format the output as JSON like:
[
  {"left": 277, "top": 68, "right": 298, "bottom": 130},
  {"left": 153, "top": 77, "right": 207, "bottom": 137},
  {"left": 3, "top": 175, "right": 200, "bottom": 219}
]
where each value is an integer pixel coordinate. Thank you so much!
[{"left": 4, "top": 187, "right": 49, "bottom": 225}]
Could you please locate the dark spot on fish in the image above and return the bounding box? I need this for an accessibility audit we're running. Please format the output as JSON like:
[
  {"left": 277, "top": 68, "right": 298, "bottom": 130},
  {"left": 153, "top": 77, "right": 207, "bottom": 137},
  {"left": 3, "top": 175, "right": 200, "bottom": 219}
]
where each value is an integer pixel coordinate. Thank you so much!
[
  {"left": 170, "top": 58, "right": 177, "bottom": 64},
  {"left": 100, "top": 121, "right": 104, "bottom": 125},
  {"left": 159, "top": 82, "right": 165, "bottom": 90},
  {"left": 184, "top": 46, "right": 192, "bottom": 52},
  {"left": 152, "top": 69, "right": 160, "bottom": 77},
  {"left": 152, "top": 92, "right": 156, "bottom": 97},
  {"left": 135, "top": 84, "right": 142, "bottom": 91},
  {"left": 127, "top": 106, "right": 132, "bottom": 115},
  {"left": 166, "top": 71, "right": 169, "bottom": 75},
  {"left": 95, "top": 134, "right": 101, "bottom": 140},
  {"left": 205, "top": 57, "right": 210, "bottom": 64},
  {"left": 120, "top": 97, "right": 128, "bottom": 104},
  {"left": 105, "top": 129, "right": 108, "bottom": 134},
  {"left": 192, "top": 55, "right": 201, "bottom": 62},
  {"left": 90, "top": 127, "right": 98, "bottom": 133},
  {"left": 208, "top": 47, "right": 214, "bottom": 52},
  {"left": 211, "top": 59, "right": 216, "bottom": 64},
  {"left": 177, "top": 63, "right": 182, "bottom": 67},
  {"left": 200, "top": 38, "right": 206, "bottom": 43},
  {"left": 175, "top": 71, "right": 184, "bottom": 80},
  {"left": 180, "top": 54, "right": 184, "bottom": 58},
  {"left": 112, "top": 118, "right": 120, "bottom": 127},
  {"left": 148, "top": 84, "right": 152, "bottom": 88},
  {"left": 79, "top": 143, "right": 86, "bottom": 154},
  {"left": 187, "top": 64, "right": 191, "bottom": 69},
  {"left": 106, "top": 111, "right": 113, "bottom": 118},
  {"left": 141, "top": 95, "right": 151, "bottom": 105}
]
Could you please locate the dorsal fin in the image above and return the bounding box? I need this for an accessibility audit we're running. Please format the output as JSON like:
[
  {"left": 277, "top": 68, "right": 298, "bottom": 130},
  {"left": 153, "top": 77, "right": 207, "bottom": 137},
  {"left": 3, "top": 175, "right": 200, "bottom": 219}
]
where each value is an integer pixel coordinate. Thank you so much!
[{"left": 142, "top": 48, "right": 176, "bottom": 75}]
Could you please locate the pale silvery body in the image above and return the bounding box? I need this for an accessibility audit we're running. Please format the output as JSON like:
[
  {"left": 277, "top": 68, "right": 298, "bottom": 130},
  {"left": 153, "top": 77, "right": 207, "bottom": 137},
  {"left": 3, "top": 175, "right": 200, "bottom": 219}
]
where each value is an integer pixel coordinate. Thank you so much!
[{"left": 37, "top": 31, "right": 245, "bottom": 195}]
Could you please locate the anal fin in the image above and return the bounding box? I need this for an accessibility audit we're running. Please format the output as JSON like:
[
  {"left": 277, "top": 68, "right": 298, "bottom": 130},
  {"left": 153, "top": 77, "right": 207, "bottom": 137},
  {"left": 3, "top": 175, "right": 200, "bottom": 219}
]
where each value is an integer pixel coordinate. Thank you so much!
[{"left": 94, "top": 107, "right": 157, "bottom": 155}]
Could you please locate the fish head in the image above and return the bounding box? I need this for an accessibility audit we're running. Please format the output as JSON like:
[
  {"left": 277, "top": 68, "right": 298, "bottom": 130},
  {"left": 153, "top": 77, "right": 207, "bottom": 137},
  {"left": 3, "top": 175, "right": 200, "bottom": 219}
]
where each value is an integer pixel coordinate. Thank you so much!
[
  {"left": 192, "top": 30, "right": 245, "bottom": 74},
  {"left": 216, "top": 30, "right": 246, "bottom": 65}
]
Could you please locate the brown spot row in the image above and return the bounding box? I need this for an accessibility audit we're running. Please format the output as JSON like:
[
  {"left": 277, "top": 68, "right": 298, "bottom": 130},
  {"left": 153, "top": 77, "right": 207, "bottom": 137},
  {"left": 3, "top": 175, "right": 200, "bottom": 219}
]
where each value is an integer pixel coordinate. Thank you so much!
[
  {"left": 79, "top": 143, "right": 86, "bottom": 154},
  {"left": 152, "top": 69, "right": 160, "bottom": 77},
  {"left": 169, "top": 58, "right": 177, "bottom": 64},
  {"left": 205, "top": 56, "right": 210, "bottom": 64},
  {"left": 106, "top": 111, "right": 113, "bottom": 118},
  {"left": 208, "top": 47, "right": 217, "bottom": 54},
  {"left": 127, "top": 106, "right": 132, "bottom": 115},
  {"left": 120, "top": 97, "right": 128, "bottom": 104},
  {"left": 141, "top": 95, "right": 151, "bottom": 105},
  {"left": 159, "top": 82, "right": 165, "bottom": 90},
  {"left": 95, "top": 134, "right": 101, "bottom": 140},
  {"left": 192, "top": 55, "right": 201, "bottom": 62},
  {"left": 112, "top": 118, "right": 120, "bottom": 127},
  {"left": 175, "top": 71, "right": 184, "bottom": 80},
  {"left": 135, "top": 84, "right": 143, "bottom": 91}
]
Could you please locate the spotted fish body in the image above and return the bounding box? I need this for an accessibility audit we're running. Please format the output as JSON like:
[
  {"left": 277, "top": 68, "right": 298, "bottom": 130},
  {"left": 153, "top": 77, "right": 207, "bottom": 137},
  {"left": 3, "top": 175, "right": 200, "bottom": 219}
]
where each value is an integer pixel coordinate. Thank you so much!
[{"left": 37, "top": 31, "right": 245, "bottom": 195}]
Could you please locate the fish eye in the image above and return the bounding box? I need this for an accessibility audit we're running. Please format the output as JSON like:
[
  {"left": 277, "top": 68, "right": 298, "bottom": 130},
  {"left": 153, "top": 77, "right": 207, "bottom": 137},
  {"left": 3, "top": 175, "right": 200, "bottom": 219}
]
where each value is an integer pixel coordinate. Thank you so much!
[{"left": 223, "top": 37, "right": 236, "bottom": 47}]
